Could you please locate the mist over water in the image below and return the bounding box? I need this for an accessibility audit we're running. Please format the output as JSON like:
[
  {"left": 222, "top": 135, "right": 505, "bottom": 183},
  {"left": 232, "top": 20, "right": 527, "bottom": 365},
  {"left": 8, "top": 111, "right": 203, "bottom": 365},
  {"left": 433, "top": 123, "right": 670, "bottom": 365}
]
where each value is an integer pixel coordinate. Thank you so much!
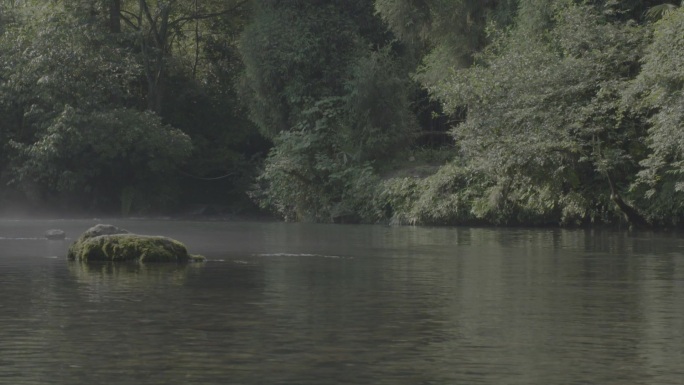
[{"left": 1, "top": 219, "right": 684, "bottom": 384}]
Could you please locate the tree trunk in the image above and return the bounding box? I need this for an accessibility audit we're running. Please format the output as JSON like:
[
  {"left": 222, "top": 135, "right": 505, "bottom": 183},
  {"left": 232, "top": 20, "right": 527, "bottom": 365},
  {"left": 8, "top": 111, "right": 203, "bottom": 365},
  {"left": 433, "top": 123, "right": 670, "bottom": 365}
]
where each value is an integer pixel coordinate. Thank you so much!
[
  {"left": 146, "top": 76, "right": 164, "bottom": 114},
  {"left": 138, "top": 0, "right": 169, "bottom": 114},
  {"left": 109, "top": 0, "right": 121, "bottom": 33},
  {"left": 606, "top": 173, "right": 649, "bottom": 228}
]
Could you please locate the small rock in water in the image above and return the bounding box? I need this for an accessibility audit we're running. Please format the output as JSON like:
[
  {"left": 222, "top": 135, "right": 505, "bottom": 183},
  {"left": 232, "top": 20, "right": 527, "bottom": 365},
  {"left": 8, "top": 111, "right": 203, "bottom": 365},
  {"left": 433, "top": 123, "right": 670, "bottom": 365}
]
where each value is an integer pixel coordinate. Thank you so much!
[
  {"left": 45, "top": 229, "right": 66, "bottom": 240},
  {"left": 81, "top": 223, "right": 129, "bottom": 238}
]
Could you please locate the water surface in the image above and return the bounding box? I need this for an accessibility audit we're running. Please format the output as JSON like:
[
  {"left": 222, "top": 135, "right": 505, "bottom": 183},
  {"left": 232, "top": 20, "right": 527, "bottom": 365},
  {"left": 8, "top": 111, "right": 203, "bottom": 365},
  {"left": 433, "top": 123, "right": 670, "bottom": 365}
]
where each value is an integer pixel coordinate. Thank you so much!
[{"left": 1, "top": 219, "right": 683, "bottom": 384}]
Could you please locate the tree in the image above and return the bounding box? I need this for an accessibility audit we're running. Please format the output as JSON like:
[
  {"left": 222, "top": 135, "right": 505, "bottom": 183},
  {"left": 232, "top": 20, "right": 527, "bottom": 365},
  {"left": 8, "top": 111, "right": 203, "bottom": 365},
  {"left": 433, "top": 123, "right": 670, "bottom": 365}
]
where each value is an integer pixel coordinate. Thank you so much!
[
  {"left": 10, "top": 107, "right": 191, "bottom": 212},
  {"left": 0, "top": 2, "right": 192, "bottom": 212},
  {"left": 375, "top": 0, "right": 518, "bottom": 88},
  {"left": 113, "top": 0, "right": 248, "bottom": 113},
  {"left": 629, "top": 5, "right": 684, "bottom": 223},
  {"left": 0, "top": 0, "right": 268, "bottom": 214},
  {"left": 240, "top": 1, "right": 368, "bottom": 138},
  {"left": 241, "top": 1, "right": 417, "bottom": 221},
  {"left": 382, "top": 2, "right": 651, "bottom": 226}
]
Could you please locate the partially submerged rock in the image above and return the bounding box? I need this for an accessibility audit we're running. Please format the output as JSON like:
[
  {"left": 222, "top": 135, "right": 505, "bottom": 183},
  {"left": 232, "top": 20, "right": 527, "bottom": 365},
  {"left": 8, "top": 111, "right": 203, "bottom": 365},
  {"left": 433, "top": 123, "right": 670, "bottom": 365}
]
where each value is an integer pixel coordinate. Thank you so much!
[
  {"left": 45, "top": 229, "right": 66, "bottom": 240},
  {"left": 67, "top": 224, "right": 205, "bottom": 263}
]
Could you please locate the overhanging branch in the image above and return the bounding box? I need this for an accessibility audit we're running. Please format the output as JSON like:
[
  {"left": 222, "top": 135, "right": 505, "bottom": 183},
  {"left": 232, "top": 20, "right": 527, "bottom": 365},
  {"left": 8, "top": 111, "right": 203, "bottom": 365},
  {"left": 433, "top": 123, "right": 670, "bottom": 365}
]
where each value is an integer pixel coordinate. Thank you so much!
[{"left": 168, "top": 0, "right": 249, "bottom": 29}]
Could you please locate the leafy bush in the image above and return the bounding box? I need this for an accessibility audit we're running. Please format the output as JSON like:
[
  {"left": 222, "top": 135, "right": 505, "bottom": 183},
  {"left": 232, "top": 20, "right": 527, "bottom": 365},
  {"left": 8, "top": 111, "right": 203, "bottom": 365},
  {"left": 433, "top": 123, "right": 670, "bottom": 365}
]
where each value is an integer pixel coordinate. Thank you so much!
[
  {"left": 420, "top": 4, "right": 647, "bottom": 225},
  {"left": 252, "top": 97, "right": 385, "bottom": 223},
  {"left": 627, "top": 6, "right": 684, "bottom": 224},
  {"left": 10, "top": 107, "right": 191, "bottom": 212}
]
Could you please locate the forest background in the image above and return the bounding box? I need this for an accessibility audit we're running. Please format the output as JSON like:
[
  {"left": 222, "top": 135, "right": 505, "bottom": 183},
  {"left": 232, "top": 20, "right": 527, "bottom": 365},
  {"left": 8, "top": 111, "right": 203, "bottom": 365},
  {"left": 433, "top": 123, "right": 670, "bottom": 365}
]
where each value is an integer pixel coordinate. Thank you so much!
[{"left": 0, "top": 0, "right": 682, "bottom": 228}]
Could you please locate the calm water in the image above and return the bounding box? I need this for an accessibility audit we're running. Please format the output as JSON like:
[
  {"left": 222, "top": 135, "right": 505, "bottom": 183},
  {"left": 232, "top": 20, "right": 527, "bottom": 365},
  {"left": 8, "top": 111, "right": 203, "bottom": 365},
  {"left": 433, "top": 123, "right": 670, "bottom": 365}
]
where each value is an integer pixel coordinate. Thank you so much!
[{"left": 1, "top": 219, "right": 683, "bottom": 385}]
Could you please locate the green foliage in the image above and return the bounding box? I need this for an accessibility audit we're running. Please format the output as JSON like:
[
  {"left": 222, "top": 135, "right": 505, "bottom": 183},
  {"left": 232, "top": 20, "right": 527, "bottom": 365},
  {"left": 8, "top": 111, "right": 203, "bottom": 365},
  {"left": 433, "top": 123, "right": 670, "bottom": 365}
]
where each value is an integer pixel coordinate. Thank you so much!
[
  {"left": 376, "top": 0, "right": 518, "bottom": 88},
  {"left": 373, "top": 2, "right": 653, "bottom": 226},
  {"left": 3, "top": 0, "right": 684, "bottom": 226},
  {"left": 645, "top": 2, "right": 680, "bottom": 21},
  {"left": 0, "top": 0, "right": 260, "bottom": 214},
  {"left": 381, "top": 163, "right": 485, "bottom": 225},
  {"left": 10, "top": 107, "right": 191, "bottom": 211},
  {"left": 252, "top": 98, "right": 384, "bottom": 222},
  {"left": 0, "top": 3, "right": 153, "bottom": 210},
  {"left": 242, "top": 1, "right": 417, "bottom": 222},
  {"left": 146, "top": 0, "right": 266, "bottom": 212},
  {"left": 381, "top": 161, "right": 607, "bottom": 226},
  {"left": 239, "top": 1, "right": 368, "bottom": 138},
  {"left": 0, "top": 4, "right": 140, "bottom": 129},
  {"left": 342, "top": 48, "right": 418, "bottom": 161},
  {"left": 629, "top": 6, "right": 684, "bottom": 223},
  {"left": 248, "top": 0, "right": 684, "bottom": 226}
]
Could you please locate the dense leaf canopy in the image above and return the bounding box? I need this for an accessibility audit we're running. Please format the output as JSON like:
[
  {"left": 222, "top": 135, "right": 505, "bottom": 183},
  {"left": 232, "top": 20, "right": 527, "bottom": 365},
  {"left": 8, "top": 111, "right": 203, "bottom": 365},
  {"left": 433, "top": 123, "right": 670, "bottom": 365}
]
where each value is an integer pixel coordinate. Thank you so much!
[{"left": 1, "top": 0, "right": 683, "bottom": 226}]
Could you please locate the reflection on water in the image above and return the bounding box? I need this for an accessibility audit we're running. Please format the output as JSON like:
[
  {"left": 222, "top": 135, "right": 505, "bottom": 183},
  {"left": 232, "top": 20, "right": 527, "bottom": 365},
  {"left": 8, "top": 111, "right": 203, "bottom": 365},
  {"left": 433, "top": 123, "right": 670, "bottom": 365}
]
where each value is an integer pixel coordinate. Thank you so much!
[
  {"left": 1, "top": 219, "right": 684, "bottom": 384},
  {"left": 67, "top": 261, "right": 201, "bottom": 290}
]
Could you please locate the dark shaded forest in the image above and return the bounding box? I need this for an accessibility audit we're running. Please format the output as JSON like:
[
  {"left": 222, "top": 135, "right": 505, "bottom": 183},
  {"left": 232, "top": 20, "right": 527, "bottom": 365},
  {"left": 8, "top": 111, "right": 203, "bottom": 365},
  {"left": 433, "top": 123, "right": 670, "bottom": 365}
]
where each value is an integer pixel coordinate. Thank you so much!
[{"left": 0, "top": 0, "right": 683, "bottom": 228}]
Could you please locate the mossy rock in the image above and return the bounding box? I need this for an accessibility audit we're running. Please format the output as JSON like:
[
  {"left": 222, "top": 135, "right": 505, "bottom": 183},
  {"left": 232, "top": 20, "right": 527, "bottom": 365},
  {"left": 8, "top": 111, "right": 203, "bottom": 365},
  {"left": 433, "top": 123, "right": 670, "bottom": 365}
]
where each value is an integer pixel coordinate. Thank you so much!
[{"left": 67, "top": 224, "right": 205, "bottom": 263}]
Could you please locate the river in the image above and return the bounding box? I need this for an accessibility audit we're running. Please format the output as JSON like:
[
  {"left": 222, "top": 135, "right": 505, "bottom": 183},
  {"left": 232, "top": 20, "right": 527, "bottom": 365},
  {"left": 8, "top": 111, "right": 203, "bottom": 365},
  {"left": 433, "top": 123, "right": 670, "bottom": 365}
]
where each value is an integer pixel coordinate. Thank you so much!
[{"left": 1, "top": 219, "right": 683, "bottom": 384}]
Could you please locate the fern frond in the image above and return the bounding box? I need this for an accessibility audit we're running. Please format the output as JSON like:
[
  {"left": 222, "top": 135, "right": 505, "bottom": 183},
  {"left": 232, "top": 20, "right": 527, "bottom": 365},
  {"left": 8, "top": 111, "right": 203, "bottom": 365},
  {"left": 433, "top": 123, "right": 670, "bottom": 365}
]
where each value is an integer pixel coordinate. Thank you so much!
[{"left": 645, "top": 3, "right": 678, "bottom": 21}]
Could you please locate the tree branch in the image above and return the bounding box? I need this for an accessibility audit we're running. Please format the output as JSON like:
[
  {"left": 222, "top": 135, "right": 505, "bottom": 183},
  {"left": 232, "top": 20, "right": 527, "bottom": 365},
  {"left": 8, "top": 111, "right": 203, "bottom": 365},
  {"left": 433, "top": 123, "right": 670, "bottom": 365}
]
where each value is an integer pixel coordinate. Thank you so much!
[
  {"left": 139, "top": 0, "right": 162, "bottom": 47},
  {"left": 120, "top": 9, "right": 141, "bottom": 28},
  {"left": 605, "top": 171, "right": 650, "bottom": 228},
  {"left": 168, "top": 0, "right": 249, "bottom": 29}
]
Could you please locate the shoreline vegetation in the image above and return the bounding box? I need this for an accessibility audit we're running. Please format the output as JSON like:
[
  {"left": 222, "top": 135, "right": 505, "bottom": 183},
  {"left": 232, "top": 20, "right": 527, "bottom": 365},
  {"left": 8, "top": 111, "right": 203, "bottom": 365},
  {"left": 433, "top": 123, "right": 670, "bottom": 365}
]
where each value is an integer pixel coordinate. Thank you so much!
[
  {"left": 1, "top": 2, "right": 684, "bottom": 229},
  {"left": 0, "top": 208, "right": 676, "bottom": 232}
]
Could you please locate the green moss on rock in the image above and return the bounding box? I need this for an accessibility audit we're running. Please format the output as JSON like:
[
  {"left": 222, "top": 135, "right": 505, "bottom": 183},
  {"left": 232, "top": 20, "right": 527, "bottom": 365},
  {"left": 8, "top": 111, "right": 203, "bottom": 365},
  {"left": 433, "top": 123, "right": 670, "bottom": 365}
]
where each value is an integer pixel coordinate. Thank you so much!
[{"left": 67, "top": 224, "right": 204, "bottom": 263}]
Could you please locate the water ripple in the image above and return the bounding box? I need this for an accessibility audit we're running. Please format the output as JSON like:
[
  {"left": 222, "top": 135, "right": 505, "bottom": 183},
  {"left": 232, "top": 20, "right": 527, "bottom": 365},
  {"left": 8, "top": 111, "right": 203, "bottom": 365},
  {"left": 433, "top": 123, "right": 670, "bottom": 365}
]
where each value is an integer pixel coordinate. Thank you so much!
[{"left": 1, "top": 220, "right": 683, "bottom": 385}]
